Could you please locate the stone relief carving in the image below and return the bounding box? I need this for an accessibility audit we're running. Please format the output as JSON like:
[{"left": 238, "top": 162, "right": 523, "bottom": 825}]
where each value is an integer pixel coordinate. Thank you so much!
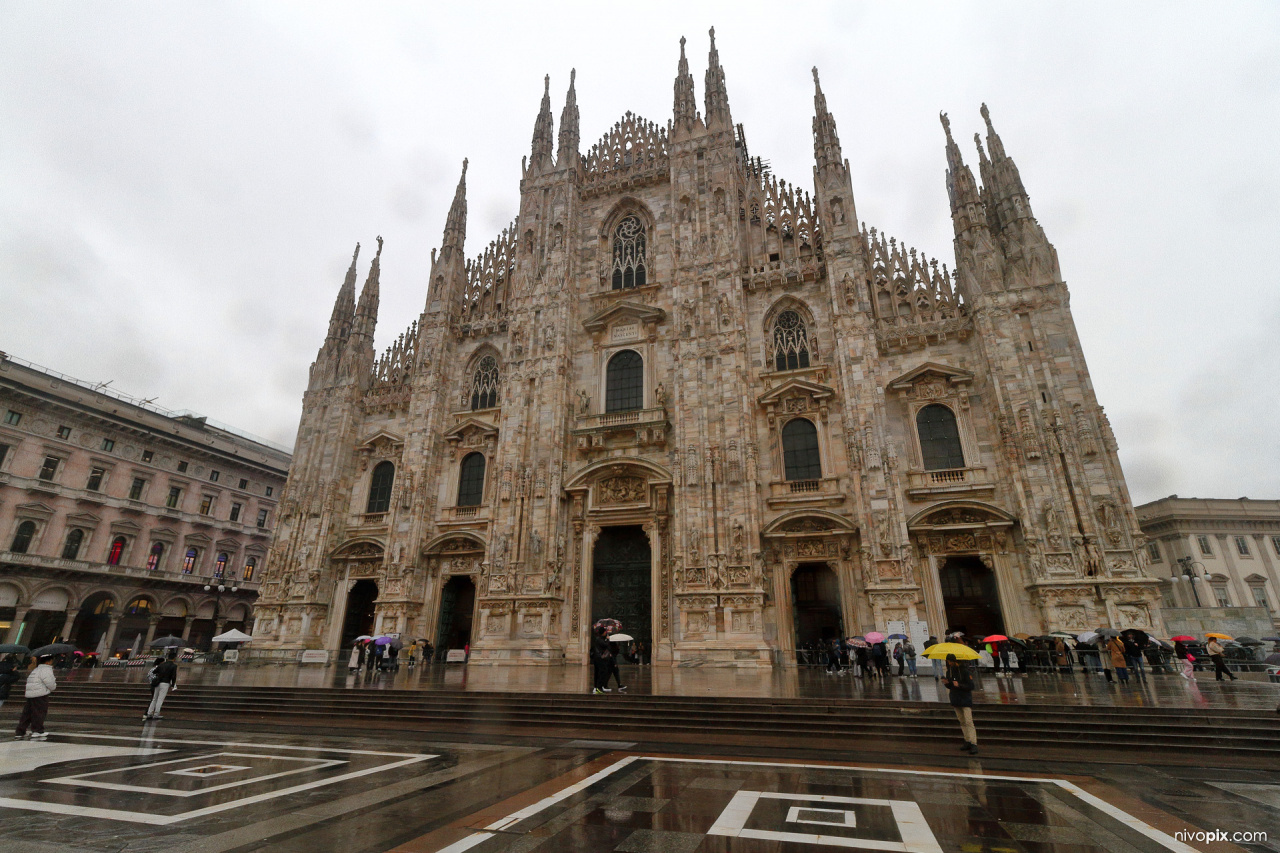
[{"left": 597, "top": 475, "right": 646, "bottom": 504}]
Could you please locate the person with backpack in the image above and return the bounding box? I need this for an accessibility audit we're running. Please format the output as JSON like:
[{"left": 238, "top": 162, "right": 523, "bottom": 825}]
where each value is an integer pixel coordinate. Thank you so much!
[
  {"left": 892, "top": 642, "right": 904, "bottom": 676},
  {"left": 903, "top": 640, "right": 917, "bottom": 677},
  {"left": 145, "top": 654, "right": 178, "bottom": 720},
  {"left": 943, "top": 654, "right": 978, "bottom": 754}
]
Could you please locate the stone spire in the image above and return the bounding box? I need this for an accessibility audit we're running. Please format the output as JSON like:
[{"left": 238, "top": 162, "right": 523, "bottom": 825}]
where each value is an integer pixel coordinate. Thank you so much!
[
  {"left": 442, "top": 159, "right": 468, "bottom": 253},
  {"left": 529, "top": 74, "right": 555, "bottom": 175},
  {"left": 353, "top": 236, "right": 382, "bottom": 341},
  {"left": 673, "top": 35, "right": 700, "bottom": 134},
  {"left": 811, "top": 67, "right": 843, "bottom": 181},
  {"left": 941, "top": 111, "right": 981, "bottom": 217},
  {"left": 557, "top": 69, "right": 579, "bottom": 166},
  {"left": 978, "top": 103, "right": 1030, "bottom": 218},
  {"left": 326, "top": 242, "right": 359, "bottom": 344},
  {"left": 703, "top": 27, "right": 732, "bottom": 130}
]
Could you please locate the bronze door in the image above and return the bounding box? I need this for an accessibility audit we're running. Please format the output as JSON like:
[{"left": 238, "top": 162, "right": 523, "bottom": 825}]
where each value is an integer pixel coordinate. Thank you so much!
[{"left": 591, "top": 525, "right": 652, "bottom": 647}]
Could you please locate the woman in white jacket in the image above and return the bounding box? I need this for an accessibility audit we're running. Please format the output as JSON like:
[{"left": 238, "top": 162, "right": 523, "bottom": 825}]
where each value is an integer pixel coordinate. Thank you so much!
[{"left": 14, "top": 655, "right": 56, "bottom": 739}]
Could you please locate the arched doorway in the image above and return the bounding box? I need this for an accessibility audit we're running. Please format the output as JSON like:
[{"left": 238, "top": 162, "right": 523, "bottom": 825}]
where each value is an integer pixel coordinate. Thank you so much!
[
  {"left": 340, "top": 580, "right": 378, "bottom": 648},
  {"left": 939, "top": 556, "right": 1005, "bottom": 638},
  {"left": 591, "top": 526, "right": 652, "bottom": 648},
  {"left": 72, "top": 592, "right": 115, "bottom": 651},
  {"left": 116, "top": 597, "right": 153, "bottom": 657},
  {"left": 436, "top": 575, "right": 476, "bottom": 652},
  {"left": 791, "top": 563, "right": 843, "bottom": 660}
]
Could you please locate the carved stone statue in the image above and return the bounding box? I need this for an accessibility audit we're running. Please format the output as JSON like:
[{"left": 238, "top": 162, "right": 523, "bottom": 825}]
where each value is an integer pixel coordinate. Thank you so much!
[{"left": 576, "top": 388, "right": 590, "bottom": 414}]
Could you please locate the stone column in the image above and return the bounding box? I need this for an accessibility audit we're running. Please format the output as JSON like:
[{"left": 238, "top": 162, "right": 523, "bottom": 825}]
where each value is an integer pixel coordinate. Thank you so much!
[
  {"left": 100, "top": 615, "right": 122, "bottom": 656},
  {"left": 180, "top": 616, "right": 195, "bottom": 641},
  {"left": 144, "top": 614, "right": 163, "bottom": 647},
  {"left": 58, "top": 609, "right": 78, "bottom": 644},
  {"left": 5, "top": 607, "right": 29, "bottom": 644}
]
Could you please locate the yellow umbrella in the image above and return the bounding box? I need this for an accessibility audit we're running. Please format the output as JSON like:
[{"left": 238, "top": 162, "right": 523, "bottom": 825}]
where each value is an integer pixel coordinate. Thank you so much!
[
  {"left": 1205, "top": 632, "right": 1233, "bottom": 640},
  {"left": 924, "top": 642, "right": 980, "bottom": 660}
]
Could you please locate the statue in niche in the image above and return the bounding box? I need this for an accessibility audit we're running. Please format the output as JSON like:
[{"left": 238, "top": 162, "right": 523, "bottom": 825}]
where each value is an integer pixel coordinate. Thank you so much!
[
  {"left": 717, "top": 293, "right": 733, "bottom": 327},
  {"left": 576, "top": 388, "right": 590, "bottom": 414},
  {"left": 654, "top": 383, "right": 668, "bottom": 407},
  {"left": 731, "top": 521, "right": 745, "bottom": 563}
]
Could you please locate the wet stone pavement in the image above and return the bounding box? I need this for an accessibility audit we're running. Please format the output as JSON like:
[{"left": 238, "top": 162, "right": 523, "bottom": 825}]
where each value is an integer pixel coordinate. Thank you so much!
[{"left": 0, "top": 718, "right": 1278, "bottom": 852}]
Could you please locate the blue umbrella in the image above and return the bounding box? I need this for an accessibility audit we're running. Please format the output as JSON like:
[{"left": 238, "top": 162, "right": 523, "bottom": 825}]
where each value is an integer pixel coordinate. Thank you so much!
[{"left": 888, "top": 633, "right": 908, "bottom": 640}]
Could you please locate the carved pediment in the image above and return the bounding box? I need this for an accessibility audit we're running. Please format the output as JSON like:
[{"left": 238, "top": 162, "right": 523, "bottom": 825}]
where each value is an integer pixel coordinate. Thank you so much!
[
  {"left": 13, "top": 501, "right": 55, "bottom": 520},
  {"left": 756, "top": 377, "right": 836, "bottom": 408},
  {"left": 762, "top": 510, "right": 858, "bottom": 538},
  {"left": 443, "top": 417, "right": 500, "bottom": 446},
  {"left": 357, "top": 430, "right": 405, "bottom": 456},
  {"left": 63, "top": 511, "right": 102, "bottom": 528},
  {"left": 887, "top": 362, "right": 974, "bottom": 397},
  {"left": 331, "top": 539, "right": 385, "bottom": 560},
  {"left": 908, "top": 501, "right": 1016, "bottom": 530},
  {"left": 582, "top": 300, "right": 666, "bottom": 333},
  {"left": 423, "top": 532, "right": 486, "bottom": 555}
]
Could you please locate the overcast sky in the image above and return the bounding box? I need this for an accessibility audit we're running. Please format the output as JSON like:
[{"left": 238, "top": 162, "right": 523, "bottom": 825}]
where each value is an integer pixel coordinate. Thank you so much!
[{"left": 1, "top": 2, "right": 1277, "bottom": 505}]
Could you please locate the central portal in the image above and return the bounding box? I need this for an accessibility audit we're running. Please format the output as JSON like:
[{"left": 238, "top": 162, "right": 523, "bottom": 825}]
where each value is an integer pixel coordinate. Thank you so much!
[
  {"left": 939, "top": 555, "right": 1005, "bottom": 639},
  {"left": 791, "top": 563, "right": 843, "bottom": 660},
  {"left": 592, "top": 525, "right": 652, "bottom": 649}
]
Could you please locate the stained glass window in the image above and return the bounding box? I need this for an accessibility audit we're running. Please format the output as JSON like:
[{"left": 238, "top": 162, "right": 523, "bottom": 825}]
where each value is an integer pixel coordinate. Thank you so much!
[
  {"left": 457, "top": 453, "right": 486, "bottom": 507},
  {"left": 606, "top": 350, "right": 644, "bottom": 413},
  {"left": 147, "top": 541, "right": 164, "bottom": 570},
  {"left": 782, "top": 418, "right": 822, "bottom": 481},
  {"left": 772, "top": 310, "right": 811, "bottom": 372},
  {"left": 366, "top": 461, "right": 394, "bottom": 514},
  {"left": 470, "top": 356, "right": 500, "bottom": 410},
  {"left": 916, "top": 404, "right": 965, "bottom": 471},
  {"left": 611, "top": 216, "right": 647, "bottom": 290}
]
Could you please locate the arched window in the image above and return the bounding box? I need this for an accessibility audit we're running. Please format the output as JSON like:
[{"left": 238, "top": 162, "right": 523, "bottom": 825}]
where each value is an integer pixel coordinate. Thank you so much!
[
  {"left": 611, "top": 215, "right": 647, "bottom": 290},
  {"left": 146, "top": 542, "right": 165, "bottom": 571},
  {"left": 11, "top": 520, "right": 36, "bottom": 554},
  {"left": 470, "top": 355, "right": 500, "bottom": 410},
  {"left": 182, "top": 547, "right": 198, "bottom": 574},
  {"left": 772, "top": 310, "right": 811, "bottom": 372},
  {"left": 243, "top": 556, "right": 257, "bottom": 582},
  {"left": 781, "top": 418, "right": 822, "bottom": 482},
  {"left": 456, "top": 452, "right": 486, "bottom": 507},
  {"left": 214, "top": 552, "right": 228, "bottom": 578},
  {"left": 107, "top": 536, "right": 127, "bottom": 565},
  {"left": 605, "top": 350, "right": 644, "bottom": 413},
  {"left": 916, "top": 404, "right": 965, "bottom": 471},
  {"left": 62, "top": 528, "right": 84, "bottom": 560},
  {"left": 366, "top": 461, "right": 395, "bottom": 514}
]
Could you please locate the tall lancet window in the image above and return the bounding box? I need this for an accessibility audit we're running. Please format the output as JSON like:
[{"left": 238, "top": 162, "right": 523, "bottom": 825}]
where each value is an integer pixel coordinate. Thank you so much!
[
  {"left": 470, "top": 356, "right": 500, "bottom": 410},
  {"left": 611, "top": 215, "right": 647, "bottom": 290},
  {"left": 772, "top": 310, "right": 811, "bottom": 372}
]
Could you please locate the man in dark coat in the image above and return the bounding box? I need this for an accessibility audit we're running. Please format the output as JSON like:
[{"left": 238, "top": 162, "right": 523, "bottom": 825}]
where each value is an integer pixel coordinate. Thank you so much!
[
  {"left": 590, "top": 626, "right": 612, "bottom": 694},
  {"left": 944, "top": 654, "right": 978, "bottom": 753},
  {"left": 145, "top": 654, "right": 178, "bottom": 720}
]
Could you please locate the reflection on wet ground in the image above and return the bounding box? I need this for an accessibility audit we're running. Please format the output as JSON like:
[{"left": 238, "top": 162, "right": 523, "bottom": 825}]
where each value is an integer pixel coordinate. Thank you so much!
[
  {"left": 66, "top": 661, "right": 1280, "bottom": 709},
  {"left": 3, "top": 720, "right": 1277, "bottom": 852}
]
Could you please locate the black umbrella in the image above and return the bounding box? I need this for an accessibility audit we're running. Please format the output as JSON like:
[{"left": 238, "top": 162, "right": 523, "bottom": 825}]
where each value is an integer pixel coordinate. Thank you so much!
[
  {"left": 1121, "top": 628, "right": 1150, "bottom": 644},
  {"left": 1266, "top": 652, "right": 1280, "bottom": 666},
  {"left": 1234, "top": 636, "right": 1263, "bottom": 646},
  {"left": 149, "top": 636, "right": 186, "bottom": 648},
  {"left": 1094, "top": 628, "right": 1121, "bottom": 638},
  {"left": 0, "top": 643, "right": 30, "bottom": 655},
  {"left": 31, "top": 643, "right": 76, "bottom": 656}
]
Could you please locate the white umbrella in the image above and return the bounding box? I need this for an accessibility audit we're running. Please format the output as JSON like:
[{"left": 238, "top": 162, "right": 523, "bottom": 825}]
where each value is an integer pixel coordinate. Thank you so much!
[
  {"left": 211, "top": 628, "right": 254, "bottom": 643},
  {"left": 608, "top": 633, "right": 635, "bottom": 642},
  {"left": 1076, "top": 631, "right": 1100, "bottom": 643}
]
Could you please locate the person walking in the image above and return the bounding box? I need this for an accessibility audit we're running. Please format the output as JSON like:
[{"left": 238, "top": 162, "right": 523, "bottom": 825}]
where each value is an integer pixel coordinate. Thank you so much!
[
  {"left": 925, "top": 637, "right": 944, "bottom": 679},
  {"left": 1207, "top": 638, "right": 1237, "bottom": 681},
  {"left": 854, "top": 643, "right": 870, "bottom": 678},
  {"left": 826, "top": 638, "right": 842, "bottom": 674},
  {"left": 873, "top": 642, "right": 890, "bottom": 678},
  {"left": 943, "top": 654, "right": 978, "bottom": 754},
  {"left": 996, "top": 641, "right": 1010, "bottom": 676},
  {"left": 1122, "top": 635, "right": 1147, "bottom": 682},
  {"left": 892, "top": 642, "right": 905, "bottom": 676},
  {"left": 0, "top": 654, "right": 17, "bottom": 710},
  {"left": 903, "top": 640, "right": 917, "bottom": 677},
  {"left": 1104, "top": 635, "right": 1128, "bottom": 684},
  {"left": 605, "top": 637, "right": 627, "bottom": 691},
  {"left": 14, "top": 655, "right": 56, "bottom": 739},
  {"left": 145, "top": 654, "right": 178, "bottom": 720},
  {"left": 590, "top": 626, "right": 612, "bottom": 694},
  {"left": 347, "top": 644, "right": 361, "bottom": 673},
  {"left": 1174, "top": 640, "right": 1194, "bottom": 679}
]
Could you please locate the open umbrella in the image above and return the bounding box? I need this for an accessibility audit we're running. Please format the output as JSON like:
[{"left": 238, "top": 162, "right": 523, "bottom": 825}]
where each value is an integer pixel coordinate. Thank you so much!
[
  {"left": 1121, "top": 628, "right": 1150, "bottom": 644},
  {"left": 375, "top": 636, "right": 404, "bottom": 650},
  {"left": 1012, "top": 633, "right": 1032, "bottom": 640},
  {"left": 864, "top": 631, "right": 886, "bottom": 643},
  {"left": 1205, "top": 632, "right": 1233, "bottom": 640},
  {"left": 354, "top": 635, "right": 373, "bottom": 641},
  {"left": 31, "top": 643, "right": 76, "bottom": 657},
  {"left": 0, "top": 644, "right": 31, "bottom": 655},
  {"left": 983, "top": 634, "right": 1008, "bottom": 643},
  {"left": 888, "top": 633, "right": 908, "bottom": 640},
  {"left": 847, "top": 638, "right": 869, "bottom": 648},
  {"left": 608, "top": 633, "right": 635, "bottom": 643},
  {"left": 593, "top": 618, "right": 622, "bottom": 635},
  {"left": 1093, "top": 628, "right": 1120, "bottom": 638},
  {"left": 1234, "top": 636, "right": 1263, "bottom": 646},
  {"left": 924, "top": 642, "right": 980, "bottom": 661},
  {"left": 1266, "top": 653, "right": 1280, "bottom": 666},
  {"left": 1170, "top": 635, "right": 1196, "bottom": 642},
  {"left": 1262, "top": 637, "right": 1280, "bottom": 643},
  {"left": 1076, "top": 631, "right": 1100, "bottom": 643},
  {"left": 149, "top": 636, "right": 185, "bottom": 648}
]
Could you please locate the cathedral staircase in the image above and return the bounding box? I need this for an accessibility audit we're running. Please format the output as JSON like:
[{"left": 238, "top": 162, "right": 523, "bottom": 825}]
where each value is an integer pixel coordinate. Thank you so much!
[{"left": 37, "top": 681, "right": 1280, "bottom": 767}]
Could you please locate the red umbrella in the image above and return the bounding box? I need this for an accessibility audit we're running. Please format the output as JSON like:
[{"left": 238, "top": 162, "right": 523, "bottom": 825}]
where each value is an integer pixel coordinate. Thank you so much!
[
  {"left": 983, "top": 634, "right": 1008, "bottom": 643},
  {"left": 1170, "top": 635, "right": 1196, "bottom": 642}
]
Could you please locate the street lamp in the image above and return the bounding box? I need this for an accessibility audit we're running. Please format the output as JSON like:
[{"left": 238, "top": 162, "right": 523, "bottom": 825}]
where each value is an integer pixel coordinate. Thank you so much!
[
  {"left": 202, "top": 581, "right": 239, "bottom": 651},
  {"left": 1170, "top": 557, "right": 1205, "bottom": 607}
]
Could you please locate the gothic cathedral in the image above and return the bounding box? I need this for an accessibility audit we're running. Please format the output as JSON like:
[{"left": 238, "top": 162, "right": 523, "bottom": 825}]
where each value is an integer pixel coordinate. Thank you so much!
[{"left": 254, "top": 31, "right": 1164, "bottom": 664}]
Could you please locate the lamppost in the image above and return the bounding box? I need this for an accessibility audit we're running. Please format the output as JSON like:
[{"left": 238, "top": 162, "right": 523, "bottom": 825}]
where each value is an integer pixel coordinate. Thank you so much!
[
  {"left": 202, "top": 581, "right": 239, "bottom": 651},
  {"left": 1170, "top": 557, "right": 1204, "bottom": 607}
]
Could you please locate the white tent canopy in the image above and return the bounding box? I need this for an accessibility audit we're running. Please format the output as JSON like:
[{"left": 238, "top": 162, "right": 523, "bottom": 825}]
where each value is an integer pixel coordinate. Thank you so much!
[{"left": 211, "top": 628, "right": 254, "bottom": 643}]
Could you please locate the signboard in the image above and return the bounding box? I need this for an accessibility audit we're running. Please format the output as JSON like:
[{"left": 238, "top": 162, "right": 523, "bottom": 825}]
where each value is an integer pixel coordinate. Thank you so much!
[
  {"left": 445, "top": 649, "right": 467, "bottom": 663},
  {"left": 297, "top": 650, "right": 329, "bottom": 664},
  {"left": 223, "top": 649, "right": 239, "bottom": 663}
]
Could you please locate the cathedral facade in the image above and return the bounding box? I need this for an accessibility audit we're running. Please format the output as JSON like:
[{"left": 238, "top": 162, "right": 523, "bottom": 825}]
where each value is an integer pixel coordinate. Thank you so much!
[{"left": 253, "top": 31, "right": 1164, "bottom": 665}]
